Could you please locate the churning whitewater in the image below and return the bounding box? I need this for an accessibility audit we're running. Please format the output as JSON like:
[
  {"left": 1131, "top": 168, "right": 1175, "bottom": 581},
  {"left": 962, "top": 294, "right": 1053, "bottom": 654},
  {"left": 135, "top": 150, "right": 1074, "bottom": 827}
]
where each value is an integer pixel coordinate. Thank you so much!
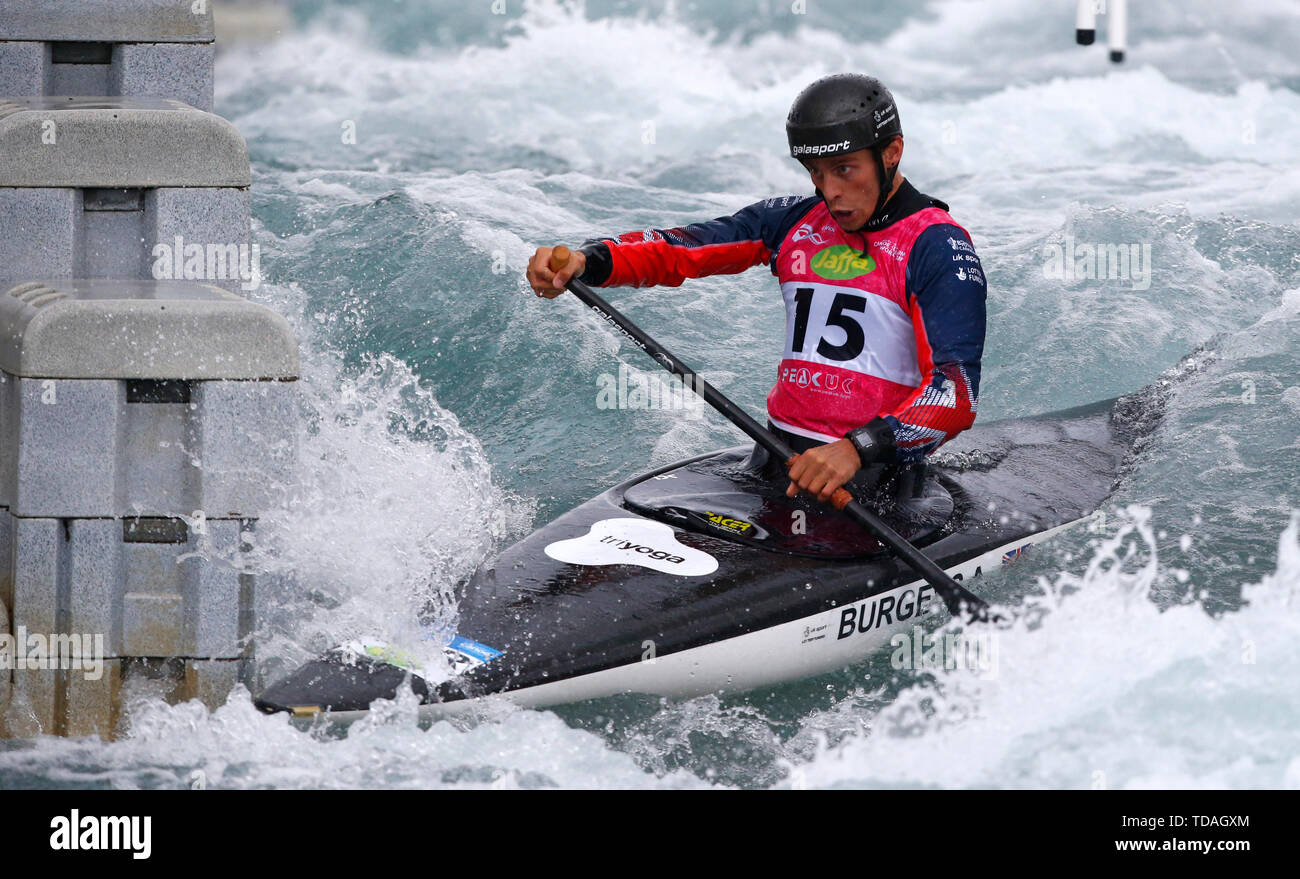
[{"left": 1, "top": 0, "right": 1297, "bottom": 789}]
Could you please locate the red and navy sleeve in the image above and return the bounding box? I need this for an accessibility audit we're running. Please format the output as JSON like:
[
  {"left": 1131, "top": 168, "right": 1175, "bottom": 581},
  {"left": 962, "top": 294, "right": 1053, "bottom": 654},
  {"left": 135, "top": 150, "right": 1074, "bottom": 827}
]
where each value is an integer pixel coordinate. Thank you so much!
[
  {"left": 576, "top": 195, "right": 820, "bottom": 288},
  {"left": 881, "top": 224, "right": 987, "bottom": 463}
]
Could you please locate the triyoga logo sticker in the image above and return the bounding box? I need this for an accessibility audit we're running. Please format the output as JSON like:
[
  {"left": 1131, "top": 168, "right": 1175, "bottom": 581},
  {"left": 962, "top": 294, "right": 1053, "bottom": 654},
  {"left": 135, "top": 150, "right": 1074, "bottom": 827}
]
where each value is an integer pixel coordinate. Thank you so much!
[
  {"left": 811, "top": 245, "right": 876, "bottom": 280},
  {"left": 545, "top": 518, "right": 719, "bottom": 576}
]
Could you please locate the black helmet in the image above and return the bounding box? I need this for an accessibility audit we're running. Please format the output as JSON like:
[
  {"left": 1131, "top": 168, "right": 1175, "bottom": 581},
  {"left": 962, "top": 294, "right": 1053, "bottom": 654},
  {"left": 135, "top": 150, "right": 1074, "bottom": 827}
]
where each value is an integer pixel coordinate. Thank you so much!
[{"left": 787, "top": 74, "right": 902, "bottom": 223}]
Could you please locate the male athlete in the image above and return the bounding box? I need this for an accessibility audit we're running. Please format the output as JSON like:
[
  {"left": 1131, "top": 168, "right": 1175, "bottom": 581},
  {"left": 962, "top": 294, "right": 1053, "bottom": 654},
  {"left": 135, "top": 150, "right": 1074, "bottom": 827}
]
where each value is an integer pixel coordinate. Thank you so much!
[{"left": 527, "top": 73, "right": 987, "bottom": 506}]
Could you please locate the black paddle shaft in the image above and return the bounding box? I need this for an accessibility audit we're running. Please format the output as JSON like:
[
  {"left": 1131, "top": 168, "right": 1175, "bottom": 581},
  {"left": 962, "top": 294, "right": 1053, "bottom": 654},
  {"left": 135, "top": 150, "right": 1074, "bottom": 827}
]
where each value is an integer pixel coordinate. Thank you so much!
[{"left": 548, "top": 249, "right": 991, "bottom": 622}]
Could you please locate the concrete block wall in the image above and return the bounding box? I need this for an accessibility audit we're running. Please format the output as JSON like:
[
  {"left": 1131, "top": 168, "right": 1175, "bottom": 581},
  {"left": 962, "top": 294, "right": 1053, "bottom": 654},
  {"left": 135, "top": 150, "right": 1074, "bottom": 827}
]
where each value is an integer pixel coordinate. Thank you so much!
[
  {"left": 0, "top": 3, "right": 302, "bottom": 738},
  {"left": 0, "top": 0, "right": 216, "bottom": 111},
  {"left": 0, "top": 278, "right": 298, "bottom": 738},
  {"left": 3, "top": 658, "right": 243, "bottom": 739},
  {"left": 0, "top": 281, "right": 299, "bottom": 517},
  {"left": 0, "top": 376, "right": 297, "bottom": 519},
  {"left": 0, "top": 97, "right": 253, "bottom": 294}
]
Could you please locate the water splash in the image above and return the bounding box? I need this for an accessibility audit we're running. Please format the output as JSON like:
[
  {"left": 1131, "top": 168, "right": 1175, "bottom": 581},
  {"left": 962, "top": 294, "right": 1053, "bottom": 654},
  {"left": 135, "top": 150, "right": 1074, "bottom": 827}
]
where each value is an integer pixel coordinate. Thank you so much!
[{"left": 786, "top": 510, "right": 1300, "bottom": 789}]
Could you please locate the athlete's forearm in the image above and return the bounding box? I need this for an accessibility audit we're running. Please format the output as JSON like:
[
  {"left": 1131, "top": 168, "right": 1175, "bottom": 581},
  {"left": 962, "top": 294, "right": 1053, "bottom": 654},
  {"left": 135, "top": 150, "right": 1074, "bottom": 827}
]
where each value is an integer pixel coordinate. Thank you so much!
[
  {"left": 882, "top": 361, "right": 979, "bottom": 464},
  {"left": 576, "top": 231, "right": 769, "bottom": 288},
  {"left": 573, "top": 197, "right": 817, "bottom": 289}
]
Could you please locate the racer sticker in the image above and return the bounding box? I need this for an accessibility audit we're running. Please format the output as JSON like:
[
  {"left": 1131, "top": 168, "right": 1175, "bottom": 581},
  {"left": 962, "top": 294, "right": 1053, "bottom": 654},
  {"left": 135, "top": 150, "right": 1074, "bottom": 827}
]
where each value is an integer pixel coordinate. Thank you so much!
[
  {"left": 544, "top": 518, "right": 719, "bottom": 576},
  {"left": 701, "top": 511, "right": 754, "bottom": 536}
]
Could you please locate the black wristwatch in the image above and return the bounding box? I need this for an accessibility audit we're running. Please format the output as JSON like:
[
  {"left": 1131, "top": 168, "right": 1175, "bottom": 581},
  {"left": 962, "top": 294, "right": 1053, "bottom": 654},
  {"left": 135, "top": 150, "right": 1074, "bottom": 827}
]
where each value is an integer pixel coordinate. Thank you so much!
[{"left": 845, "top": 417, "right": 897, "bottom": 467}]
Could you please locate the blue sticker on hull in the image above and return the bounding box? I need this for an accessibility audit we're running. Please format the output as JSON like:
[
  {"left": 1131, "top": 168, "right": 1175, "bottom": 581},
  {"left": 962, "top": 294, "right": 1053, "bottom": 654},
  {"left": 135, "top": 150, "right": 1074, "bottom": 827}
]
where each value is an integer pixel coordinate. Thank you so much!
[{"left": 447, "top": 635, "right": 503, "bottom": 664}]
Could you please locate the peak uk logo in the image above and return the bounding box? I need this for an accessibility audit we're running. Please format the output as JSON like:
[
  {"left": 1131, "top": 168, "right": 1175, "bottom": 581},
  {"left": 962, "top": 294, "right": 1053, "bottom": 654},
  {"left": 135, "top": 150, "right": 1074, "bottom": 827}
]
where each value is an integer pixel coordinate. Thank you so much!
[{"left": 811, "top": 245, "right": 876, "bottom": 280}]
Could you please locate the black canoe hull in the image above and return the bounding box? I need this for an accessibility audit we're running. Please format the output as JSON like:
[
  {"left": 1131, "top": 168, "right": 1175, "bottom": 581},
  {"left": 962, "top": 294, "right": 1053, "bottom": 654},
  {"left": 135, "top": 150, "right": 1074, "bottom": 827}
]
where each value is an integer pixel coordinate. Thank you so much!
[{"left": 256, "top": 399, "right": 1127, "bottom": 719}]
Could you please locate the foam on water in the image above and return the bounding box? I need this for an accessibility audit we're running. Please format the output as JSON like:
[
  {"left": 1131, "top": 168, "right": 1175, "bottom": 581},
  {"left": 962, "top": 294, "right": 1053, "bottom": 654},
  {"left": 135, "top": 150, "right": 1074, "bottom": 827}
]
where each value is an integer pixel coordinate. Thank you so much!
[
  {"left": 236, "top": 277, "right": 537, "bottom": 680},
  {"left": 0, "top": 687, "right": 707, "bottom": 789},
  {"left": 785, "top": 509, "right": 1300, "bottom": 790}
]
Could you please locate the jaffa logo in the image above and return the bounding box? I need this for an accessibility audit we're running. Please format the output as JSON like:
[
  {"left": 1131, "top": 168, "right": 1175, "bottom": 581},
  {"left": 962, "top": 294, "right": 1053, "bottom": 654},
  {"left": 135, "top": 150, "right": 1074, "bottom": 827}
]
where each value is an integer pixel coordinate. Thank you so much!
[
  {"left": 544, "top": 518, "right": 718, "bottom": 576},
  {"left": 811, "top": 245, "right": 876, "bottom": 280}
]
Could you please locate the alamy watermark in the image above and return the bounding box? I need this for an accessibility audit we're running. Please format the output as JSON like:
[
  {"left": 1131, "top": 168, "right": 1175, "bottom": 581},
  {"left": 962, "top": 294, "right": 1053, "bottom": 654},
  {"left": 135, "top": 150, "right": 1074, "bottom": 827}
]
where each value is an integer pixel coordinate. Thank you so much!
[
  {"left": 49, "top": 810, "right": 150, "bottom": 859},
  {"left": 151, "top": 234, "right": 262, "bottom": 291},
  {"left": 0, "top": 626, "right": 105, "bottom": 681},
  {"left": 1042, "top": 235, "right": 1151, "bottom": 291},
  {"left": 596, "top": 362, "right": 706, "bottom": 418},
  {"left": 889, "top": 625, "right": 999, "bottom": 679}
]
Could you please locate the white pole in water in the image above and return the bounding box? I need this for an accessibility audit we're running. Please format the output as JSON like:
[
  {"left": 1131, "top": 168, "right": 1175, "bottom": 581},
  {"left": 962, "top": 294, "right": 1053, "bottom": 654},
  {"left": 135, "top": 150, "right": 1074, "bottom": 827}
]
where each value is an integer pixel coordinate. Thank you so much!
[
  {"left": 1108, "top": 0, "right": 1128, "bottom": 62},
  {"left": 1075, "top": 0, "right": 1097, "bottom": 45}
]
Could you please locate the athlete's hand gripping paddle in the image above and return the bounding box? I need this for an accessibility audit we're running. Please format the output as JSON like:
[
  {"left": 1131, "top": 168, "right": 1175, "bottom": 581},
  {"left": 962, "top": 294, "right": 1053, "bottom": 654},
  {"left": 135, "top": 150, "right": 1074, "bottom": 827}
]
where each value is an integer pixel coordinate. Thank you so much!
[{"left": 546, "top": 246, "right": 993, "bottom": 623}]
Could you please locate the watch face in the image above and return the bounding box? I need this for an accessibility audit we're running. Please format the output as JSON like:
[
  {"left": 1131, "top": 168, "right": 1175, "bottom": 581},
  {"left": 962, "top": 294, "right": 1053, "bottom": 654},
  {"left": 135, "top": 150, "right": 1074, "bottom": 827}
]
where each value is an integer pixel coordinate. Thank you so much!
[{"left": 851, "top": 429, "right": 874, "bottom": 457}]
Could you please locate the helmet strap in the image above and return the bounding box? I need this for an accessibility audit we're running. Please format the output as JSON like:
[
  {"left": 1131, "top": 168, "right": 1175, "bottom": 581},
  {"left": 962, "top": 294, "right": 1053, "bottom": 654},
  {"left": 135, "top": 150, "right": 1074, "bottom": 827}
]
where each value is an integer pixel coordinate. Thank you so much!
[{"left": 870, "top": 144, "right": 898, "bottom": 224}]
